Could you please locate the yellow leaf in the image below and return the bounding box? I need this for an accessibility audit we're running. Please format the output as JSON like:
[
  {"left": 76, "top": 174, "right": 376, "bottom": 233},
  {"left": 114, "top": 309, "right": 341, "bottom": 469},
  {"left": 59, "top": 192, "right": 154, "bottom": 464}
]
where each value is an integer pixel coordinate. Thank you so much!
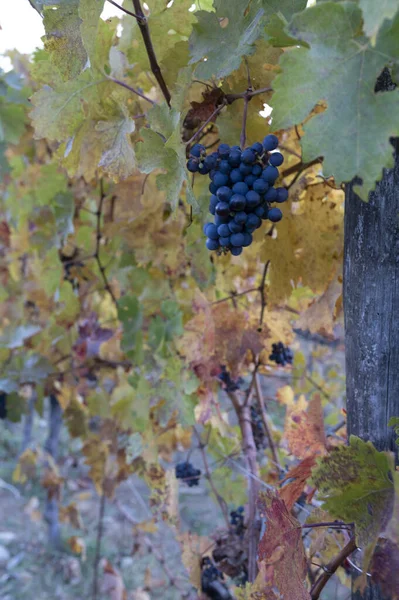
[{"left": 68, "top": 536, "right": 86, "bottom": 560}]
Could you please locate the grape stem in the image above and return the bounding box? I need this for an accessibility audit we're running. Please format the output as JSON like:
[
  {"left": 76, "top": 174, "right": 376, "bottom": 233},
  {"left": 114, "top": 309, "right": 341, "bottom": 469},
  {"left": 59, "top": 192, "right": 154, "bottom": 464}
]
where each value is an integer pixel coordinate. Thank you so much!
[{"left": 107, "top": 77, "right": 155, "bottom": 105}]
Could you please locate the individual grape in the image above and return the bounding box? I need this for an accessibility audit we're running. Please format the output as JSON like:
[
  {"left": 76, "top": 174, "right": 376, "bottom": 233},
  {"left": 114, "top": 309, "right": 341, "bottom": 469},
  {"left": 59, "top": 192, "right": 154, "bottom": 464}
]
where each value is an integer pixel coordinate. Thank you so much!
[
  {"left": 231, "top": 233, "right": 245, "bottom": 247},
  {"left": 244, "top": 174, "right": 257, "bottom": 187},
  {"left": 234, "top": 211, "right": 247, "bottom": 225},
  {"left": 242, "top": 232, "right": 252, "bottom": 247},
  {"left": 219, "top": 236, "right": 231, "bottom": 247},
  {"left": 204, "top": 155, "right": 218, "bottom": 170},
  {"left": 215, "top": 201, "right": 230, "bottom": 216},
  {"left": 209, "top": 204, "right": 215, "bottom": 215},
  {"left": 246, "top": 190, "right": 261, "bottom": 209},
  {"left": 239, "top": 162, "right": 253, "bottom": 175},
  {"left": 198, "top": 162, "right": 210, "bottom": 175},
  {"left": 246, "top": 214, "right": 261, "bottom": 229},
  {"left": 187, "top": 158, "right": 199, "bottom": 173},
  {"left": 252, "top": 163, "right": 262, "bottom": 176},
  {"left": 229, "top": 194, "right": 246, "bottom": 212},
  {"left": 217, "top": 223, "right": 231, "bottom": 238},
  {"left": 229, "top": 149, "right": 242, "bottom": 167},
  {"left": 190, "top": 143, "right": 205, "bottom": 157},
  {"left": 262, "top": 165, "right": 279, "bottom": 184},
  {"left": 230, "top": 168, "right": 243, "bottom": 184},
  {"left": 241, "top": 148, "right": 256, "bottom": 164},
  {"left": 252, "top": 178, "right": 268, "bottom": 195},
  {"left": 276, "top": 187, "right": 289, "bottom": 203},
  {"left": 269, "top": 152, "right": 284, "bottom": 167},
  {"left": 255, "top": 205, "right": 265, "bottom": 218},
  {"left": 206, "top": 238, "right": 220, "bottom": 251},
  {"left": 263, "top": 134, "right": 279, "bottom": 151},
  {"left": 218, "top": 143, "right": 230, "bottom": 157},
  {"left": 212, "top": 172, "right": 229, "bottom": 188},
  {"left": 209, "top": 182, "right": 218, "bottom": 194},
  {"left": 210, "top": 194, "right": 219, "bottom": 207},
  {"left": 231, "top": 246, "right": 243, "bottom": 256},
  {"left": 251, "top": 141, "right": 264, "bottom": 155},
  {"left": 216, "top": 186, "right": 233, "bottom": 202},
  {"left": 232, "top": 182, "right": 249, "bottom": 196},
  {"left": 268, "top": 207, "right": 283, "bottom": 222},
  {"left": 204, "top": 223, "right": 218, "bottom": 239},
  {"left": 228, "top": 220, "right": 243, "bottom": 234},
  {"left": 215, "top": 214, "right": 229, "bottom": 226},
  {"left": 219, "top": 159, "right": 232, "bottom": 174},
  {"left": 264, "top": 187, "right": 277, "bottom": 202}
]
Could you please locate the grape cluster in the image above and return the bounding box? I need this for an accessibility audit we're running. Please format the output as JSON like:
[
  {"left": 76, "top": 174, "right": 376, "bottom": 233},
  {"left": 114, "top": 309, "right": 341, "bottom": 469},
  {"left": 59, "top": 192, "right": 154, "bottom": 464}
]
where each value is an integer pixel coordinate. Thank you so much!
[
  {"left": 175, "top": 461, "right": 201, "bottom": 487},
  {"left": 201, "top": 557, "right": 231, "bottom": 600},
  {"left": 269, "top": 342, "right": 294, "bottom": 366},
  {"left": 187, "top": 135, "right": 288, "bottom": 256},
  {"left": 218, "top": 365, "right": 243, "bottom": 392},
  {"left": 250, "top": 405, "right": 266, "bottom": 450},
  {"left": 230, "top": 506, "right": 245, "bottom": 536}
]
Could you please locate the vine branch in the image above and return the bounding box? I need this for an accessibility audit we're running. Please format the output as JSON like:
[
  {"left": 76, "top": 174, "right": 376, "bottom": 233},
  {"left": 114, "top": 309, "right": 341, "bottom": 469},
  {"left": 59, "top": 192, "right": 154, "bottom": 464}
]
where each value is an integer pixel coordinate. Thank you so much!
[
  {"left": 131, "top": 0, "right": 171, "bottom": 106},
  {"left": 254, "top": 373, "right": 281, "bottom": 471},
  {"left": 106, "top": 0, "right": 141, "bottom": 19},
  {"left": 310, "top": 537, "right": 357, "bottom": 599},
  {"left": 92, "top": 492, "right": 106, "bottom": 600},
  {"left": 107, "top": 77, "right": 155, "bottom": 105},
  {"left": 95, "top": 180, "right": 118, "bottom": 307}
]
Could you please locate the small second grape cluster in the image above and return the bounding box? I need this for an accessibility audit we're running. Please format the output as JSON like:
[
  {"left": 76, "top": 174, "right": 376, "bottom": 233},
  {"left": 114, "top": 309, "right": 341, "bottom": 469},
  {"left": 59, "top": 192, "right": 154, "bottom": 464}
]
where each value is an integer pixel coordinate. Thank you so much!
[
  {"left": 187, "top": 135, "right": 288, "bottom": 256},
  {"left": 175, "top": 461, "right": 201, "bottom": 487}
]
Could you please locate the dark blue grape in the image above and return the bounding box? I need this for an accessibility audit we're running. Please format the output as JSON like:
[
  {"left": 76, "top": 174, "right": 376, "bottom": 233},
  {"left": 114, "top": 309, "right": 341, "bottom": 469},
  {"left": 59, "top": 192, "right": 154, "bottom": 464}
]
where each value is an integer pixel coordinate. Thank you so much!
[
  {"left": 268, "top": 207, "right": 283, "bottom": 222},
  {"left": 276, "top": 187, "right": 288, "bottom": 203},
  {"left": 216, "top": 186, "right": 233, "bottom": 202},
  {"left": 231, "top": 233, "right": 245, "bottom": 247},
  {"left": 246, "top": 190, "right": 261, "bottom": 209},
  {"left": 255, "top": 205, "right": 265, "bottom": 218},
  {"left": 229, "top": 149, "right": 242, "bottom": 167},
  {"left": 204, "top": 155, "right": 218, "bottom": 170},
  {"left": 190, "top": 143, "right": 205, "bottom": 157},
  {"left": 251, "top": 141, "right": 264, "bottom": 154},
  {"left": 252, "top": 164, "right": 262, "bottom": 176},
  {"left": 212, "top": 172, "right": 229, "bottom": 188},
  {"left": 231, "top": 246, "right": 243, "bottom": 256},
  {"left": 209, "top": 204, "right": 216, "bottom": 215},
  {"left": 239, "top": 163, "right": 253, "bottom": 175},
  {"left": 241, "top": 149, "right": 256, "bottom": 164},
  {"left": 230, "top": 169, "right": 243, "bottom": 184},
  {"left": 218, "top": 143, "right": 230, "bottom": 157},
  {"left": 264, "top": 187, "right": 277, "bottom": 202},
  {"left": 219, "top": 236, "right": 231, "bottom": 247},
  {"left": 229, "top": 194, "right": 246, "bottom": 212},
  {"left": 219, "top": 160, "right": 231, "bottom": 174},
  {"left": 228, "top": 221, "right": 243, "bottom": 234},
  {"left": 215, "top": 214, "right": 229, "bottom": 226},
  {"left": 247, "top": 214, "right": 261, "bottom": 229},
  {"left": 242, "top": 232, "right": 253, "bottom": 247},
  {"left": 217, "top": 224, "right": 231, "bottom": 238},
  {"left": 234, "top": 211, "right": 247, "bottom": 225},
  {"left": 231, "top": 145, "right": 241, "bottom": 150},
  {"left": 232, "top": 182, "right": 249, "bottom": 196},
  {"left": 187, "top": 159, "right": 199, "bottom": 173},
  {"left": 204, "top": 223, "right": 218, "bottom": 239},
  {"left": 215, "top": 201, "right": 230, "bottom": 216},
  {"left": 269, "top": 152, "right": 284, "bottom": 167},
  {"left": 209, "top": 182, "right": 218, "bottom": 194},
  {"left": 210, "top": 194, "right": 218, "bottom": 206},
  {"left": 253, "top": 178, "right": 268, "bottom": 194},
  {"left": 198, "top": 162, "right": 210, "bottom": 175},
  {"left": 244, "top": 174, "right": 257, "bottom": 187},
  {"left": 262, "top": 166, "right": 279, "bottom": 184},
  {"left": 263, "top": 134, "right": 279, "bottom": 151},
  {"left": 206, "top": 238, "right": 219, "bottom": 251}
]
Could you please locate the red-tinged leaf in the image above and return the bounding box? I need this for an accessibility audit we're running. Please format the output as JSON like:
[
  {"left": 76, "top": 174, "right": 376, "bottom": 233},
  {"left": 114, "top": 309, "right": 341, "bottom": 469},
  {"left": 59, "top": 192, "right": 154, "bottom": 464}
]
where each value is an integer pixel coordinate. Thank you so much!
[
  {"left": 279, "top": 454, "right": 317, "bottom": 510},
  {"left": 370, "top": 538, "right": 399, "bottom": 599},
  {"left": 257, "top": 491, "right": 311, "bottom": 600},
  {"left": 183, "top": 88, "right": 224, "bottom": 134},
  {"left": 285, "top": 393, "right": 327, "bottom": 459}
]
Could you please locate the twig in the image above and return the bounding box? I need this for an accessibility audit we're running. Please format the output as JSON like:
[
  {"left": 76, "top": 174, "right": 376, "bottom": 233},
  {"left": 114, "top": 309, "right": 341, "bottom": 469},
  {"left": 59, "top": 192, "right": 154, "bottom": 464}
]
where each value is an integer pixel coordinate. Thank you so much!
[
  {"left": 211, "top": 287, "right": 259, "bottom": 305},
  {"left": 95, "top": 180, "right": 118, "bottom": 307},
  {"left": 302, "top": 521, "right": 353, "bottom": 530},
  {"left": 310, "top": 537, "right": 357, "bottom": 599},
  {"left": 225, "top": 86, "right": 273, "bottom": 103},
  {"left": 185, "top": 101, "right": 227, "bottom": 147},
  {"left": 106, "top": 0, "right": 141, "bottom": 18},
  {"left": 281, "top": 157, "right": 322, "bottom": 179},
  {"left": 131, "top": 0, "right": 171, "bottom": 106},
  {"left": 92, "top": 492, "right": 106, "bottom": 600},
  {"left": 254, "top": 373, "right": 281, "bottom": 470},
  {"left": 193, "top": 428, "right": 230, "bottom": 527},
  {"left": 258, "top": 260, "right": 270, "bottom": 327},
  {"left": 240, "top": 96, "right": 249, "bottom": 150},
  {"left": 305, "top": 374, "right": 331, "bottom": 401},
  {"left": 107, "top": 77, "right": 155, "bottom": 104}
]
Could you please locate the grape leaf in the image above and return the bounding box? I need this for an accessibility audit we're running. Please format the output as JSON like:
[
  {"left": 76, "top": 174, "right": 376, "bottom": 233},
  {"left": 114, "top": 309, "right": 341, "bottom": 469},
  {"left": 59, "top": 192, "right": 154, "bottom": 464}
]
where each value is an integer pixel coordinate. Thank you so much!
[
  {"left": 96, "top": 114, "right": 136, "bottom": 180},
  {"left": 271, "top": 2, "right": 399, "bottom": 199},
  {"left": 359, "top": 0, "right": 399, "bottom": 41},
  {"left": 311, "top": 436, "right": 395, "bottom": 550},
  {"left": 257, "top": 491, "right": 310, "bottom": 600},
  {"left": 118, "top": 296, "right": 144, "bottom": 363},
  {"left": 79, "top": 0, "right": 105, "bottom": 69},
  {"left": 261, "top": 0, "right": 307, "bottom": 20},
  {"left": 189, "top": 0, "right": 266, "bottom": 79}
]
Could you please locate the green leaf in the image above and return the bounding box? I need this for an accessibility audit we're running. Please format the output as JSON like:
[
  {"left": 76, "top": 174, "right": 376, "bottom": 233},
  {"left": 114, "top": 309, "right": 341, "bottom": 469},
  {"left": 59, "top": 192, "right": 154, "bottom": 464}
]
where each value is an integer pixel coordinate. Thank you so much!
[
  {"left": 118, "top": 296, "right": 144, "bottom": 363},
  {"left": 0, "top": 325, "right": 42, "bottom": 349},
  {"left": 189, "top": 0, "right": 265, "bottom": 79},
  {"left": 311, "top": 435, "right": 395, "bottom": 549},
  {"left": 79, "top": 0, "right": 106, "bottom": 69},
  {"left": 271, "top": 2, "right": 399, "bottom": 199},
  {"left": 0, "top": 103, "right": 26, "bottom": 144},
  {"left": 359, "top": 0, "right": 399, "bottom": 41},
  {"left": 96, "top": 114, "right": 136, "bottom": 180},
  {"left": 52, "top": 190, "right": 75, "bottom": 241}
]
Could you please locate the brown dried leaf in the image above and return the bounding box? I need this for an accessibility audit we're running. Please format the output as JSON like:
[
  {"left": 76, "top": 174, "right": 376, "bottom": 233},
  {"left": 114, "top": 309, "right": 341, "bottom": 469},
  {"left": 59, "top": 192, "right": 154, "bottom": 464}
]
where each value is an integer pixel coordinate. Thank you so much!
[
  {"left": 183, "top": 88, "right": 224, "bottom": 132},
  {"left": 279, "top": 455, "right": 317, "bottom": 511},
  {"left": 285, "top": 393, "right": 327, "bottom": 459}
]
